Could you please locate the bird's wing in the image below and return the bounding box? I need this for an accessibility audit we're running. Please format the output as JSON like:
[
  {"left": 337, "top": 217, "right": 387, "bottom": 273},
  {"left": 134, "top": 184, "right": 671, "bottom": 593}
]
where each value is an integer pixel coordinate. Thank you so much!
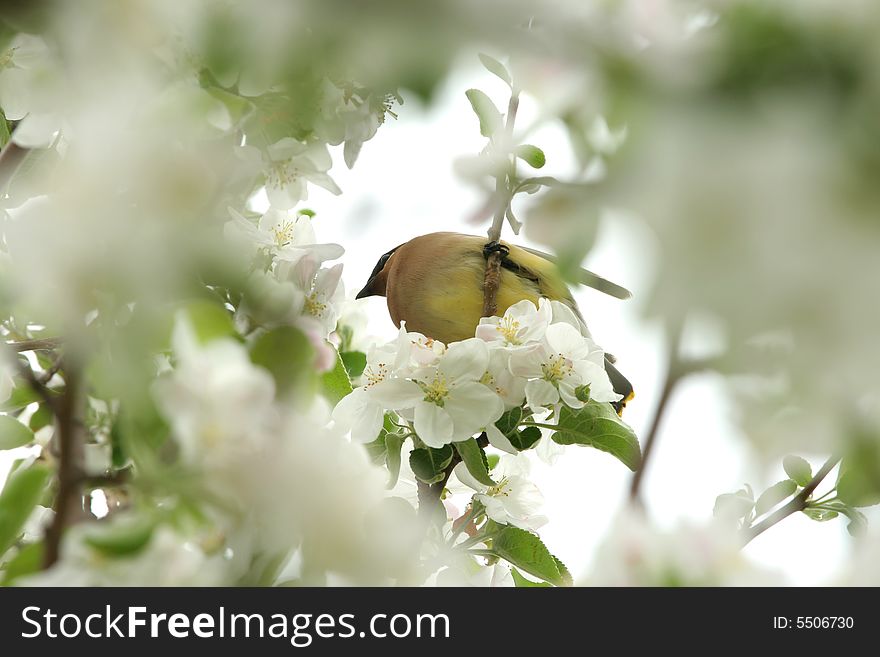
[{"left": 517, "top": 245, "right": 632, "bottom": 300}]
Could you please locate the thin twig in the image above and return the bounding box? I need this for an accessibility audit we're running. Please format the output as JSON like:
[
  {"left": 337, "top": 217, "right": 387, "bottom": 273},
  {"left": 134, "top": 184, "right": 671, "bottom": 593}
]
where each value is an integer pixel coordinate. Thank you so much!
[
  {"left": 741, "top": 456, "right": 841, "bottom": 546},
  {"left": 629, "top": 326, "right": 684, "bottom": 504},
  {"left": 5, "top": 337, "right": 63, "bottom": 352}
]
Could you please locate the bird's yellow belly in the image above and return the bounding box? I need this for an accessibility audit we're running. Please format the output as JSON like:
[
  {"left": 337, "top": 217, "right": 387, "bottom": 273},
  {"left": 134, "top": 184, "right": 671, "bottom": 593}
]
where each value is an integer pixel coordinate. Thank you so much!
[{"left": 411, "top": 264, "right": 542, "bottom": 344}]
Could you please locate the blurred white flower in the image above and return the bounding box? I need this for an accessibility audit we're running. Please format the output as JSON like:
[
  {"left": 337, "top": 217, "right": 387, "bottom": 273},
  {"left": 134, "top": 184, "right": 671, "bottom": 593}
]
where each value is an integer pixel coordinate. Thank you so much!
[
  {"left": 584, "top": 507, "right": 782, "bottom": 586},
  {"left": 238, "top": 138, "right": 341, "bottom": 210},
  {"left": 480, "top": 345, "right": 527, "bottom": 410},
  {"left": 277, "top": 257, "right": 345, "bottom": 338},
  {"left": 225, "top": 207, "right": 344, "bottom": 264},
  {"left": 21, "top": 525, "right": 227, "bottom": 587},
  {"left": 152, "top": 315, "right": 277, "bottom": 469},
  {"left": 454, "top": 454, "right": 547, "bottom": 531}
]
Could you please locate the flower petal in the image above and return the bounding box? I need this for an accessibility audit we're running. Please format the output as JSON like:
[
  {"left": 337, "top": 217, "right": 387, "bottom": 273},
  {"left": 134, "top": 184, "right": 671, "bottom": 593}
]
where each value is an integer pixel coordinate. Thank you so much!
[
  {"left": 414, "top": 402, "right": 454, "bottom": 448},
  {"left": 440, "top": 339, "right": 488, "bottom": 383}
]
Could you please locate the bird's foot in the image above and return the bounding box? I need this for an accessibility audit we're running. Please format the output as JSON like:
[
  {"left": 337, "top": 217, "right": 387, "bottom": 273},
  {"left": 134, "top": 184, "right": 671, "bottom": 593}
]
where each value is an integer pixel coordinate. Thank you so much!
[{"left": 483, "top": 241, "right": 510, "bottom": 259}]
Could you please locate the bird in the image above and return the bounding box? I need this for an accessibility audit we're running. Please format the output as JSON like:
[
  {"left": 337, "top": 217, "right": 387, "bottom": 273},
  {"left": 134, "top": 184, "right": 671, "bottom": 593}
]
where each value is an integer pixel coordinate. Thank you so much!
[{"left": 355, "top": 231, "right": 635, "bottom": 414}]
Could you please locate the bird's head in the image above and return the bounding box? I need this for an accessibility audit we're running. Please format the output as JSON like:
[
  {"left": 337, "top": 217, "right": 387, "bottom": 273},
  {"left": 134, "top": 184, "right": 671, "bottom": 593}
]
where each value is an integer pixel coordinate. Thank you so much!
[{"left": 355, "top": 245, "right": 400, "bottom": 299}]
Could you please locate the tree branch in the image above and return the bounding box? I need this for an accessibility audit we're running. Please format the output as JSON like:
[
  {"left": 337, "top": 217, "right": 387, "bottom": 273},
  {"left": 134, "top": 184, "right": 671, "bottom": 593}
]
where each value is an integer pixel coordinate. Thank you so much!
[
  {"left": 5, "top": 337, "right": 63, "bottom": 352},
  {"left": 740, "top": 455, "right": 841, "bottom": 546},
  {"left": 628, "top": 327, "right": 683, "bottom": 503},
  {"left": 42, "top": 365, "right": 83, "bottom": 569}
]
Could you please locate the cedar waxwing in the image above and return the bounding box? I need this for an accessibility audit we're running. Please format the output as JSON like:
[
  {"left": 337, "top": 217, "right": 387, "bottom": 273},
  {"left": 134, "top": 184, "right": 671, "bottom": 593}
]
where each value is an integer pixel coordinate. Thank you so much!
[{"left": 356, "top": 232, "right": 634, "bottom": 413}]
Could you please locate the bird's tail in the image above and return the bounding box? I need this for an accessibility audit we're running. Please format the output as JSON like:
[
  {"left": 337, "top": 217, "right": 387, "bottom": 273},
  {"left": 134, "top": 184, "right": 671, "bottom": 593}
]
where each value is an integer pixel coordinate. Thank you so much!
[{"left": 604, "top": 355, "right": 635, "bottom": 416}]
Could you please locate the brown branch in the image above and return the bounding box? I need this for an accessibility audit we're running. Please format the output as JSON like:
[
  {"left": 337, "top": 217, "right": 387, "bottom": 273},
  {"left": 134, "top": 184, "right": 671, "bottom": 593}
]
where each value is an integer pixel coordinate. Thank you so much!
[
  {"left": 740, "top": 456, "right": 841, "bottom": 546},
  {"left": 5, "top": 337, "right": 63, "bottom": 352},
  {"left": 629, "top": 326, "right": 693, "bottom": 504},
  {"left": 42, "top": 366, "right": 83, "bottom": 569}
]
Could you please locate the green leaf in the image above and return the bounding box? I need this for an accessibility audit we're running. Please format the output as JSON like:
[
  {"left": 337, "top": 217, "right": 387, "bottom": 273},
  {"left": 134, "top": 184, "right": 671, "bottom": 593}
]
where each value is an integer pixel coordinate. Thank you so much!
[
  {"left": 551, "top": 401, "right": 641, "bottom": 471},
  {"left": 492, "top": 526, "right": 571, "bottom": 587},
  {"left": 409, "top": 445, "right": 453, "bottom": 484},
  {"left": 802, "top": 508, "right": 838, "bottom": 522},
  {"left": 783, "top": 455, "right": 812, "bottom": 487},
  {"left": 1, "top": 542, "right": 44, "bottom": 585},
  {"left": 0, "top": 414, "right": 34, "bottom": 450},
  {"left": 384, "top": 432, "right": 405, "bottom": 489},
  {"left": 84, "top": 516, "right": 156, "bottom": 557},
  {"left": 183, "top": 300, "right": 237, "bottom": 344},
  {"left": 478, "top": 53, "right": 512, "bottom": 87},
  {"left": 845, "top": 509, "right": 867, "bottom": 537},
  {"left": 205, "top": 87, "right": 255, "bottom": 129},
  {"left": 495, "top": 407, "right": 523, "bottom": 436},
  {"left": 250, "top": 326, "right": 316, "bottom": 397},
  {"left": 510, "top": 426, "right": 541, "bottom": 451},
  {"left": 455, "top": 439, "right": 495, "bottom": 487},
  {"left": 0, "top": 465, "right": 51, "bottom": 556},
  {"left": 515, "top": 144, "right": 546, "bottom": 169},
  {"left": 0, "top": 383, "right": 46, "bottom": 413},
  {"left": 755, "top": 479, "right": 798, "bottom": 517},
  {"left": 837, "top": 446, "right": 880, "bottom": 508},
  {"left": 340, "top": 351, "right": 367, "bottom": 378},
  {"left": 0, "top": 106, "right": 9, "bottom": 149},
  {"left": 511, "top": 568, "right": 552, "bottom": 588},
  {"left": 465, "top": 89, "right": 503, "bottom": 138},
  {"left": 321, "top": 349, "right": 353, "bottom": 405},
  {"left": 28, "top": 404, "right": 53, "bottom": 433}
]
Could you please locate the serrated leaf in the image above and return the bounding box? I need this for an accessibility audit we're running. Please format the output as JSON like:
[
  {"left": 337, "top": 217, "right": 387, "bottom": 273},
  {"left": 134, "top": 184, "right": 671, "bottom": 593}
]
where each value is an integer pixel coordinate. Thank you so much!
[
  {"left": 455, "top": 438, "right": 495, "bottom": 487},
  {"left": 384, "top": 432, "right": 405, "bottom": 489},
  {"left": 845, "top": 509, "right": 867, "bottom": 537},
  {"left": 409, "top": 446, "right": 453, "bottom": 484},
  {"left": 321, "top": 348, "right": 353, "bottom": 405},
  {"left": 755, "top": 479, "right": 798, "bottom": 517},
  {"left": 492, "top": 526, "right": 571, "bottom": 587},
  {"left": 551, "top": 401, "right": 641, "bottom": 471},
  {"left": 0, "top": 414, "right": 34, "bottom": 450},
  {"left": 515, "top": 144, "right": 546, "bottom": 169},
  {"left": 340, "top": 351, "right": 367, "bottom": 378},
  {"left": 465, "top": 89, "right": 503, "bottom": 138},
  {"left": 0, "top": 465, "right": 51, "bottom": 556},
  {"left": 495, "top": 407, "right": 523, "bottom": 437},
  {"left": 511, "top": 568, "right": 552, "bottom": 588},
  {"left": 84, "top": 516, "right": 156, "bottom": 557},
  {"left": 250, "top": 326, "right": 315, "bottom": 396},
  {"left": 478, "top": 53, "right": 512, "bottom": 87},
  {"left": 783, "top": 455, "right": 812, "bottom": 487}
]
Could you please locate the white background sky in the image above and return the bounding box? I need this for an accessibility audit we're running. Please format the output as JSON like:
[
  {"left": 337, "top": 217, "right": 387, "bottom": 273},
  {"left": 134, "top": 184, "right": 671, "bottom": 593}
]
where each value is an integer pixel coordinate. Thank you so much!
[{"left": 1, "top": 59, "right": 857, "bottom": 586}]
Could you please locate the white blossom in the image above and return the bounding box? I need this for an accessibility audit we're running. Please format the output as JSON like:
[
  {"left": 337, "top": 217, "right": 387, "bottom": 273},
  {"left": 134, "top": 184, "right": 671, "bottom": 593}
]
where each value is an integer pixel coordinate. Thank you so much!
[
  {"left": 454, "top": 455, "right": 547, "bottom": 531},
  {"left": 225, "top": 207, "right": 344, "bottom": 264}
]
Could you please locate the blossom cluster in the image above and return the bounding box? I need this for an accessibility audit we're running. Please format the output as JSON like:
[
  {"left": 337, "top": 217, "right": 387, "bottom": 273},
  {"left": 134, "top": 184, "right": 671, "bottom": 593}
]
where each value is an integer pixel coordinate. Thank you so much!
[{"left": 333, "top": 297, "right": 621, "bottom": 449}]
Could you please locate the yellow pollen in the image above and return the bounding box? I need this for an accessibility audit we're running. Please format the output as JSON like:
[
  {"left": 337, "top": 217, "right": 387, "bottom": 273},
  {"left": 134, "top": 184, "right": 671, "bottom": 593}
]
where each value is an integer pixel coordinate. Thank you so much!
[
  {"left": 486, "top": 477, "right": 511, "bottom": 498},
  {"left": 499, "top": 316, "right": 522, "bottom": 345},
  {"left": 542, "top": 353, "right": 573, "bottom": 382},
  {"left": 421, "top": 373, "right": 450, "bottom": 406},
  {"left": 270, "top": 219, "right": 296, "bottom": 247},
  {"left": 305, "top": 292, "right": 327, "bottom": 317},
  {"left": 365, "top": 362, "right": 388, "bottom": 387},
  {"left": 267, "top": 160, "right": 299, "bottom": 189}
]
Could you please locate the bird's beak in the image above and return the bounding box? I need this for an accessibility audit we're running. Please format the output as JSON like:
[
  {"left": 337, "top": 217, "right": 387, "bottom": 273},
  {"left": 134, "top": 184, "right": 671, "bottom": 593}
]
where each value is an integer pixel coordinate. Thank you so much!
[{"left": 355, "top": 278, "right": 376, "bottom": 299}]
